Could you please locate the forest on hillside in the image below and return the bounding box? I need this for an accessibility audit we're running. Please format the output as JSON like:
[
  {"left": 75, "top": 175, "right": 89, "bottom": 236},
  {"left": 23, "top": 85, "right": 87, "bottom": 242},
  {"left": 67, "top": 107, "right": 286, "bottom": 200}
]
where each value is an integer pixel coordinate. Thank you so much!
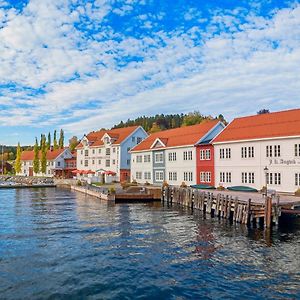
[{"left": 112, "top": 111, "right": 227, "bottom": 133}]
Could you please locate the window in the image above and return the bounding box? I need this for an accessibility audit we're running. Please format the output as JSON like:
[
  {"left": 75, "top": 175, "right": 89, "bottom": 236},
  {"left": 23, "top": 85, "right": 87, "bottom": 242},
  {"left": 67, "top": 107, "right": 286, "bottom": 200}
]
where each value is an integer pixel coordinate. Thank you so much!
[
  {"left": 242, "top": 172, "right": 255, "bottom": 184},
  {"left": 105, "top": 160, "right": 110, "bottom": 167},
  {"left": 137, "top": 137, "right": 142, "bottom": 144},
  {"left": 155, "top": 171, "right": 164, "bottom": 182},
  {"left": 98, "top": 149, "right": 101, "bottom": 154},
  {"left": 183, "top": 151, "right": 193, "bottom": 161},
  {"left": 168, "top": 172, "right": 177, "bottom": 181},
  {"left": 85, "top": 150, "right": 88, "bottom": 157},
  {"left": 113, "top": 148, "right": 116, "bottom": 153},
  {"left": 205, "top": 149, "right": 211, "bottom": 160},
  {"left": 295, "top": 173, "right": 300, "bottom": 186},
  {"left": 206, "top": 172, "right": 211, "bottom": 183},
  {"left": 80, "top": 160, "right": 83, "bottom": 165},
  {"left": 267, "top": 173, "right": 281, "bottom": 185},
  {"left": 241, "top": 147, "right": 246, "bottom": 158},
  {"left": 220, "top": 172, "right": 231, "bottom": 183},
  {"left": 295, "top": 144, "right": 300, "bottom": 157},
  {"left": 98, "top": 159, "right": 101, "bottom": 164},
  {"left": 92, "top": 160, "right": 95, "bottom": 165},
  {"left": 220, "top": 148, "right": 231, "bottom": 159},
  {"left": 136, "top": 155, "right": 143, "bottom": 163},
  {"left": 92, "top": 149, "right": 95, "bottom": 155},
  {"left": 200, "top": 150, "right": 205, "bottom": 160},
  {"left": 127, "top": 147, "right": 131, "bottom": 152},
  {"left": 81, "top": 150, "right": 83, "bottom": 155},
  {"left": 144, "top": 172, "right": 151, "bottom": 180},
  {"left": 136, "top": 172, "right": 142, "bottom": 179},
  {"left": 200, "top": 172, "right": 205, "bottom": 182},
  {"left": 84, "top": 160, "right": 88, "bottom": 167},
  {"left": 106, "top": 148, "right": 110, "bottom": 156},
  {"left": 155, "top": 152, "right": 163, "bottom": 163},
  {"left": 132, "top": 137, "right": 135, "bottom": 142},
  {"left": 144, "top": 154, "right": 151, "bottom": 163},
  {"left": 168, "top": 152, "right": 177, "bottom": 161},
  {"left": 274, "top": 145, "right": 281, "bottom": 157},
  {"left": 57, "top": 161, "right": 61, "bottom": 167},
  {"left": 112, "top": 159, "right": 115, "bottom": 165},
  {"left": 127, "top": 159, "right": 130, "bottom": 165},
  {"left": 184, "top": 172, "right": 193, "bottom": 182}
]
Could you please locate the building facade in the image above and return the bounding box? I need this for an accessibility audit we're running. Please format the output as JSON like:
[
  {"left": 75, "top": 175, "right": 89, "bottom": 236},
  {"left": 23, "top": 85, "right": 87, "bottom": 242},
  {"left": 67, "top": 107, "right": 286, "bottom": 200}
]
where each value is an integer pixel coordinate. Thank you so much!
[
  {"left": 76, "top": 126, "right": 148, "bottom": 182},
  {"left": 20, "top": 148, "right": 73, "bottom": 177},
  {"left": 131, "top": 120, "right": 224, "bottom": 186},
  {"left": 213, "top": 109, "right": 300, "bottom": 193}
]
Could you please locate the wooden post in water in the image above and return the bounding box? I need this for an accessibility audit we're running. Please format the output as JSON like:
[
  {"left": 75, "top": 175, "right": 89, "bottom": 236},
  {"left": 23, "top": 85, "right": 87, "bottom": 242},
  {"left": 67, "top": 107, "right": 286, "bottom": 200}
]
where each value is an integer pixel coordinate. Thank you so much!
[{"left": 264, "top": 197, "right": 272, "bottom": 228}]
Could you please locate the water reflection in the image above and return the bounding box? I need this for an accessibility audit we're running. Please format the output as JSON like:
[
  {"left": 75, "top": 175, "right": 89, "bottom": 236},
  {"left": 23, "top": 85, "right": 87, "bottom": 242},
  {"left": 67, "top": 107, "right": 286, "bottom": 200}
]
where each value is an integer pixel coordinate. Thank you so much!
[{"left": 0, "top": 188, "right": 299, "bottom": 300}]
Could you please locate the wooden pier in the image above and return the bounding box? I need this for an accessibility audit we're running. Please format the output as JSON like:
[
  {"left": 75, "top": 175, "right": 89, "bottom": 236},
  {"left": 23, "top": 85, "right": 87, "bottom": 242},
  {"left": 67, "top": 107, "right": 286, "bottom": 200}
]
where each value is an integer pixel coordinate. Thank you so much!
[{"left": 162, "top": 186, "right": 300, "bottom": 228}]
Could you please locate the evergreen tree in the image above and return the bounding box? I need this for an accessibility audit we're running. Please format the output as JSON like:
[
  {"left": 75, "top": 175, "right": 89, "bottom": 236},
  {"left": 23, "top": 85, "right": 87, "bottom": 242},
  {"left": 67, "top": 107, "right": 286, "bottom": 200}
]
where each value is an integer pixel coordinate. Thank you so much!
[
  {"left": 59, "top": 129, "right": 64, "bottom": 149},
  {"left": 15, "top": 142, "right": 22, "bottom": 174},
  {"left": 33, "top": 138, "right": 40, "bottom": 175},
  {"left": 40, "top": 138, "right": 47, "bottom": 174},
  {"left": 47, "top": 132, "right": 51, "bottom": 150},
  {"left": 53, "top": 130, "right": 58, "bottom": 150}
]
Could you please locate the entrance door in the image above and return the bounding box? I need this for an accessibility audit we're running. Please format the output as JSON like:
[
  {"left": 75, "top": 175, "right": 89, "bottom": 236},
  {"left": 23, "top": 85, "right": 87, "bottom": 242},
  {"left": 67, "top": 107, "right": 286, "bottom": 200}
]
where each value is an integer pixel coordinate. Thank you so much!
[{"left": 29, "top": 167, "right": 33, "bottom": 176}]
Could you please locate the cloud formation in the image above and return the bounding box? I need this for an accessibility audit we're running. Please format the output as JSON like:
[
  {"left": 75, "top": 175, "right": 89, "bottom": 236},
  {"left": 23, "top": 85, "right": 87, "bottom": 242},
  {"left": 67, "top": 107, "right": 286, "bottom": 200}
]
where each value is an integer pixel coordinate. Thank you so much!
[{"left": 0, "top": 0, "right": 299, "bottom": 140}]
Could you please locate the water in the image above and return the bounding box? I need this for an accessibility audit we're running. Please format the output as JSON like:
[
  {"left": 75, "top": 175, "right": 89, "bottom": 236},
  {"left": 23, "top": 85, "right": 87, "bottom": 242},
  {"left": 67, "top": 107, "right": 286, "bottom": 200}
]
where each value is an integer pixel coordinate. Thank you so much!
[{"left": 0, "top": 188, "right": 299, "bottom": 300}]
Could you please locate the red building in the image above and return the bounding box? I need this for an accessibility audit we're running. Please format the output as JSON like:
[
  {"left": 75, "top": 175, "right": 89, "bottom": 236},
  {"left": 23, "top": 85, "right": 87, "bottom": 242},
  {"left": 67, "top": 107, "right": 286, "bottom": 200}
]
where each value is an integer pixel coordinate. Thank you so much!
[{"left": 196, "top": 143, "right": 215, "bottom": 187}]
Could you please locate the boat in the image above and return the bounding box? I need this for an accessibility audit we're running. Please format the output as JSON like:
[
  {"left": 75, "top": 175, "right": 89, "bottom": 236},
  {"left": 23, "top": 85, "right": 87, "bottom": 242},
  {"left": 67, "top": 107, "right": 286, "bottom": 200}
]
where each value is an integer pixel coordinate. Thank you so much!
[
  {"left": 190, "top": 184, "right": 215, "bottom": 190},
  {"left": 227, "top": 186, "right": 258, "bottom": 192}
]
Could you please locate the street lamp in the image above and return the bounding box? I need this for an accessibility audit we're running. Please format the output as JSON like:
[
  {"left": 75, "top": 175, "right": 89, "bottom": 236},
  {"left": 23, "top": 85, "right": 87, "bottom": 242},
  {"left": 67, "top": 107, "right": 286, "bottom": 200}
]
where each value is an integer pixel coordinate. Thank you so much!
[{"left": 264, "top": 166, "right": 269, "bottom": 197}]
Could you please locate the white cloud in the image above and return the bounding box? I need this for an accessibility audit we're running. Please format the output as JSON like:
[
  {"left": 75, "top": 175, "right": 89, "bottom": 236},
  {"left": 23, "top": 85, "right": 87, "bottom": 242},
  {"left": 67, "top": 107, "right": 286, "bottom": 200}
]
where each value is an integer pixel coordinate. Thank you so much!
[{"left": 0, "top": 0, "right": 300, "bottom": 139}]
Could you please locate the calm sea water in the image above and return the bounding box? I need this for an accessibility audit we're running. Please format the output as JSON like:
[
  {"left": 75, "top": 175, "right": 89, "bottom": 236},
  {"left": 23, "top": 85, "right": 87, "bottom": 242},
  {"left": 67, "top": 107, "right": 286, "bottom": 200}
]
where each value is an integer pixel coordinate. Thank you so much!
[{"left": 0, "top": 188, "right": 299, "bottom": 300}]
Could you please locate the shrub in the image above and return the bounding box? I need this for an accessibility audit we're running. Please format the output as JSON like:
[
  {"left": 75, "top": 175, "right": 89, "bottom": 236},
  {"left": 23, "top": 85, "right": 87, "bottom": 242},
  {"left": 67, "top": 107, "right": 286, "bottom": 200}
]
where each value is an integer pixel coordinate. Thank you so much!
[
  {"left": 131, "top": 179, "right": 138, "bottom": 185},
  {"left": 260, "top": 186, "right": 267, "bottom": 194},
  {"left": 77, "top": 180, "right": 82, "bottom": 186},
  {"left": 109, "top": 187, "right": 116, "bottom": 194},
  {"left": 180, "top": 182, "right": 187, "bottom": 188},
  {"left": 162, "top": 181, "right": 169, "bottom": 188},
  {"left": 217, "top": 185, "right": 225, "bottom": 191},
  {"left": 144, "top": 181, "right": 150, "bottom": 186},
  {"left": 295, "top": 188, "right": 300, "bottom": 197}
]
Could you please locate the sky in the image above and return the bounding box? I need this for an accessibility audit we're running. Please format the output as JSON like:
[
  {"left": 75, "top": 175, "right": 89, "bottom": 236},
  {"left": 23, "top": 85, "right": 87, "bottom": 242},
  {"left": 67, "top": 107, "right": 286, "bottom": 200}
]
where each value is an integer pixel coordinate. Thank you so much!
[{"left": 0, "top": 0, "right": 300, "bottom": 145}]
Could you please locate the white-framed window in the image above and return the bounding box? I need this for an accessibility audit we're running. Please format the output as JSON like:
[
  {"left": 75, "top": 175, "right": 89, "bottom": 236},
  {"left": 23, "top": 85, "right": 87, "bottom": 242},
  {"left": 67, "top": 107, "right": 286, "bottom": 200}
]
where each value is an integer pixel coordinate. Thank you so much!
[
  {"left": 84, "top": 160, "right": 88, "bottom": 167},
  {"left": 295, "top": 144, "right": 300, "bottom": 157},
  {"left": 242, "top": 172, "right": 255, "bottom": 184},
  {"left": 220, "top": 172, "right": 231, "bottom": 183},
  {"left": 183, "top": 151, "right": 193, "bottom": 161},
  {"left": 205, "top": 149, "right": 211, "bottom": 160},
  {"left": 98, "top": 159, "right": 101, "bottom": 164},
  {"left": 98, "top": 148, "right": 101, "bottom": 154},
  {"left": 105, "top": 160, "right": 110, "bottom": 167},
  {"left": 200, "top": 172, "right": 205, "bottom": 182},
  {"left": 137, "top": 137, "right": 142, "bottom": 144},
  {"left": 267, "top": 172, "right": 281, "bottom": 185},
  {"left": 155, "top": 171, "right": 164, "bottom": 182},
  {"left": 136, "top": 155, "right": 143, "bottom": 163},
  {"left": 200, "top": 149, "right": 211, "bottom": 160},
  {"left": 154, "top": 152, "right": 163, "bottom": 163},
  {"left": 80, "top": 160, "right": 83, "bottom": 165},
  {"left": 112, "top": 159, "right": 115, "bottom": 165},
  {"left": 206, "top": 172, "right": 211, "bottom": 183},
  {"left": 81, "top": 150, "right": 83, "bottom": 155},
  {"left": 168, "top": 152, "right": 177, "bottom": 161},
  {"left": 220, "top": 148, "right": 231, "bottom": 159},
  {"left": 85, "top": 150, "right": 88, "bottom": 157},
  {"left": 106, "top": 148, "right": 110, "bottom": 156},
  {"left": 295, "top": 173, "right": 300, "bottom": 186},
  {"left": 113, "top": 148, "right": 116, "bottom": 153},
  {"left": 200, "top": 150, "right": 205, "bottom": 160},
  {"left": 274, "top": 145, "right": 281, "bottom": 157},
  {"left": 92, "top": 160, "right": 95, "bottom": 165},
  {"left": 168, "top": 172, "right": 177, "bottom": 181},
  {"left": 144, "top": 154, "right": 151, "bottom": 163},
  {"left": 136, "top": 172, "right": 142, "bottom": 180},
  {"left": 184, "top": 172, "right": 193, "bottom": 182},
  {"left": 144, "top": 172, "right": 151, "bottom": 180}
]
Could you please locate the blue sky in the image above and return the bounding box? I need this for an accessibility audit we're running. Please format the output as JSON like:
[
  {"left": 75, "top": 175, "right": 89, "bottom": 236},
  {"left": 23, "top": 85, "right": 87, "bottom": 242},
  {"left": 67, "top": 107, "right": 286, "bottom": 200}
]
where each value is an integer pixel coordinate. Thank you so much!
[{"left": 0, "top": 0, "right": 299, "bottom": 145}]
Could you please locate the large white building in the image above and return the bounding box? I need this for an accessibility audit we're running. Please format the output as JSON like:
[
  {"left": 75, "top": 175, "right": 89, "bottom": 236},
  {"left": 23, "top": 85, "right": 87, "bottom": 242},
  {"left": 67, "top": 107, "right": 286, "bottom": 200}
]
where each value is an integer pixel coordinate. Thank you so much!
[
  {"left": 213, "top": 108, "right": 300, "bottom": 193},
  {"left": 20, "top": 148, "right": 73, "bottom": 177},
  {"left": 130, "top": 120, "right": 224, "bottom": 186},
  {"left": 76, "top": 126, "right": 148, "bottom": 182}
]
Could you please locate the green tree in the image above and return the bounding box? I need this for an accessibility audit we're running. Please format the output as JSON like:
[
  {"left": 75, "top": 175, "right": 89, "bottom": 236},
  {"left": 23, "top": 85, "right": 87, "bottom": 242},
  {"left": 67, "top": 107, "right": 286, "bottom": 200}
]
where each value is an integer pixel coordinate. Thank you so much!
[
  {"left": 33, "top": 138, "right": 40, "bottom": 175},
  {"left": 53, "top": 130, "right": 58, "bottom": 150},
  {"left": 47, "top": 132, "right": 51, "bottom": 150},
  {"left": 15, "top": 143, "right": 22, "bottom": 174},
  {"left": 149, "top": 122, "right": 161, "bottom": 133},
  {"left": 69, "top": 136, "right": 79, "bottom": 151},
  {"left": 40, "top": 138, "right": 47, "bottom": 174},
  {"left": 59, "top": 129, "right": 64, "bottom": 149},
  {"left": 182, "top": 111, "right": 204, "bottom": 127}
]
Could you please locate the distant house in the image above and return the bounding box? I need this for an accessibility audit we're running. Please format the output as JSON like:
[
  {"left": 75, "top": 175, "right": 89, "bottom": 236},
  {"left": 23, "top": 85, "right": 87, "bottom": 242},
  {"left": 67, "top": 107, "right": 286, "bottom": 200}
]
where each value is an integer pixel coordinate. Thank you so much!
[
  {"left": 19, "top": 148, "right": 73, "bottom": 177},
  {"left": 75, "top": 126, "right": 148, "bottom": 182},
  {"left": 130, "top": 120, "right": 225, "bottom": 186}
]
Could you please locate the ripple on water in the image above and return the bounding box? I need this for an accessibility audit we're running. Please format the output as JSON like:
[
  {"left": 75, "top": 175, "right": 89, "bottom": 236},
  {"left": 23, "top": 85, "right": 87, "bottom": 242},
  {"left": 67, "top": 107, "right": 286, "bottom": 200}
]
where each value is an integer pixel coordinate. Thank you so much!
[{"left": 0, "top": 188, "right": 299, "bottom": 300}]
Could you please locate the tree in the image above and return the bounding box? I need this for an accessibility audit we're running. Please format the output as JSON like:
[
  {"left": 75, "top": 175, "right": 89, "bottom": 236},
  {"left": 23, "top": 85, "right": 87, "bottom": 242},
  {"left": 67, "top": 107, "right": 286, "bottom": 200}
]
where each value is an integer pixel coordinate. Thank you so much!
[
  {"left": 69, "top": 136, "right": 79, "bottom": 151},
  {"left": 47, "top": 132, "right": 51, "bottom": 150},
  {"left": 182, "top": 111, "right": 204, "bottom": 127},
  {"left": 149, "top": 122, "right": 161, "bottom": 133},
  {"left": 53, "top": 130, "right": 58, "bottom": 150},
  {"left": 59, "top": 129, "right": 64, "bottom": 149},
  {"left": 15, "top": 143, "right": 22, "bottom": 174},
  {"left": 33, "top": 138, "right": 40, "bottom": 175},
  {"left": 257, "top": 109, "right": 270, "bottom": 115},
  {"left": 40, "top": 138, "right": 47, "bottom": 174}
]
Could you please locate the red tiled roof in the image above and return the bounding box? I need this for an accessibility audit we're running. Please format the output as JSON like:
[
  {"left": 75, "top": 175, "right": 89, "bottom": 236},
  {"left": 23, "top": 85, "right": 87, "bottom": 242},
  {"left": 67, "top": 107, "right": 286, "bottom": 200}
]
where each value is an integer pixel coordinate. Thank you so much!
[
  {"left": 131, "top": 120, "right": 219, "bottom": 151},
  {"left": 76, "top": 126, "right": 140, "bottom": 148},
  {"left": 21, "top": 149, "right": 65, "bottom": 161},
  {"left": 213, "top": 108, "right": 300, "bottom": 143}
]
